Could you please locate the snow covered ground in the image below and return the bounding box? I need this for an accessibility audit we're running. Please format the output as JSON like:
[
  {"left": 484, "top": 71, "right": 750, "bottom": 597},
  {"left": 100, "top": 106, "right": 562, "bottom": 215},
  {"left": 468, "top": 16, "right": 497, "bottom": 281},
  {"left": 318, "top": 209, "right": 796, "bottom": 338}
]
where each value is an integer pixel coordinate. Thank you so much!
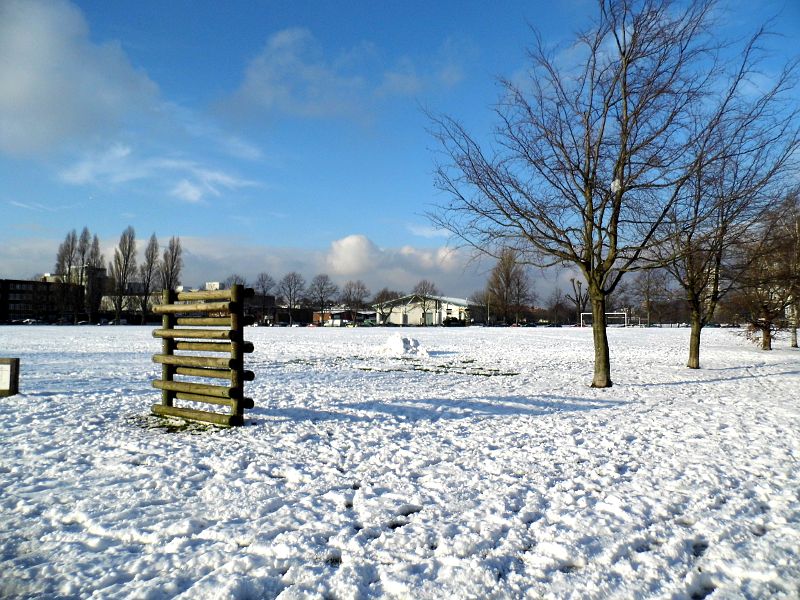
[{"left": 0, "top": 325, "right": 798, "bottom": 599}]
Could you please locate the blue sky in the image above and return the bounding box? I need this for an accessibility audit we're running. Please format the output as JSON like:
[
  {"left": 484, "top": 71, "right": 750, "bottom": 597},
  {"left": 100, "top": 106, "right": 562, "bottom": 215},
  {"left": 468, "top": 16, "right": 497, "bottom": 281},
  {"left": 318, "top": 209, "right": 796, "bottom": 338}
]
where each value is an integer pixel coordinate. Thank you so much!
[{"left": 1, "top": 0, "right": 798, "bottom": 298}]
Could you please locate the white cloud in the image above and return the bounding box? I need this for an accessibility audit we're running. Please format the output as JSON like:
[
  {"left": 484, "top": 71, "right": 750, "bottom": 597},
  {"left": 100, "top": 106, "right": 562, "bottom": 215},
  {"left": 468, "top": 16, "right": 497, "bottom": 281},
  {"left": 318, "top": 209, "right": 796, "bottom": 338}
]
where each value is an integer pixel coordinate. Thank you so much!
[
  {"left": 171, "top": 180, "right": 204, "bottom": 203},
  {"left": 229, "top": 29, "right": 469, "bottom": 120},
  {"left": 407, "top": 223, "right": 449, "bottom": 239},
  {"left": 377, "top": 59, "right": 423, "bottom": 97},
  {"left": 232, "top": 28, "right": 368, "bottom": 119},
  {"left": 326, "top": 234, "right": 380, "bottom": 276},
  {"left": 323, "top": 234, "right": 484, "bottom": 295},
  {"left": 0, "top": 0, "right": 158, "bottom": 157},
  {"left": 58, "top": 144, "right": 257, "bottom": 203}
]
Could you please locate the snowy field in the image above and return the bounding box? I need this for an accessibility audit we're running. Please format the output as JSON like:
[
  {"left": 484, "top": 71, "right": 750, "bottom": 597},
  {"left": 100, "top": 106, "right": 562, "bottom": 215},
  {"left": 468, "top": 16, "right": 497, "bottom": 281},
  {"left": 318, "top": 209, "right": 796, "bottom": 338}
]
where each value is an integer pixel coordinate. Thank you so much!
[{"left": 0, "top": 325, "right": 799, "bottom": 599}]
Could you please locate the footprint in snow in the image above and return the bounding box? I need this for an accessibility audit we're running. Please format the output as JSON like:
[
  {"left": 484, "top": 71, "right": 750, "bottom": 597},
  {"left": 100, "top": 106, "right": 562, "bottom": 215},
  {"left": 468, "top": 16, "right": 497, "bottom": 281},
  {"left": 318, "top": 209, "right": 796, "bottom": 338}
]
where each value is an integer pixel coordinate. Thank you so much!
[
  {"left": 387, "top": 504, "right": 423, "bottom": 530},
  {"left": 691, "top": 539, "right": 709, "bottom": 558}
]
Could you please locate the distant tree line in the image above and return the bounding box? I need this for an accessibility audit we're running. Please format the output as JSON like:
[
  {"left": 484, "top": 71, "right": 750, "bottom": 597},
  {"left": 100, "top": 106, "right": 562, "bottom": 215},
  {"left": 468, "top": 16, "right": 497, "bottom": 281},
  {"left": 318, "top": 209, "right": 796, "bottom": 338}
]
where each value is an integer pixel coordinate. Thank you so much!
[
  {"left": 50, "top": 226, "right": 183, "bottom": 323},
  {"left": 218, "top": 272, "right": 444, "bottom": 327}
]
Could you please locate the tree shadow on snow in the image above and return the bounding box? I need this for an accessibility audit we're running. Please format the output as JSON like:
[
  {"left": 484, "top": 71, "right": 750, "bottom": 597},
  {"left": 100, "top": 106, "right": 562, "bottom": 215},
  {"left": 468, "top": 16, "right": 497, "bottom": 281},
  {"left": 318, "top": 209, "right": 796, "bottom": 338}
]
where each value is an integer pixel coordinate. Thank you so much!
[
  {"left": 340, "top": 393, "right": 630, "bottom": 421},
  {"left": 626, "top": 368, "right": 800, "bottom": 388},
  {"left": 246, "top": 395, "right": 631, "bottom": 425}
]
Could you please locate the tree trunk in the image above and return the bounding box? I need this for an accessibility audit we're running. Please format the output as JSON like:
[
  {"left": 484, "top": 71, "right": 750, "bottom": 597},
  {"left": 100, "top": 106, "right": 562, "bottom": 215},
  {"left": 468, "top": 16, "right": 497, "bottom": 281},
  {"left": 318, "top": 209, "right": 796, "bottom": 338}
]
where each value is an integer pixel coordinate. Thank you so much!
[
  {"left": 761, "top": 326, "right": 772, "bottom": 351},
  {"left": 687, "top": 308, "right": 703, "bottom": 369},
  {"left": 791, "top": 301, "right": 798, "bottom": 348},
  {"left": 590, "top": 293, "right": 612, "bottom": 388}
]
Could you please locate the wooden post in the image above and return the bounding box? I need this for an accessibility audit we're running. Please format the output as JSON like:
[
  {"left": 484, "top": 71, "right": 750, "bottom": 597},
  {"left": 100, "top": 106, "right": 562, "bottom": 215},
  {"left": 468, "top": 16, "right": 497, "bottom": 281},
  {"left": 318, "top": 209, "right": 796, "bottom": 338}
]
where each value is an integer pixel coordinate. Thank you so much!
[
  {"left": 229, "top": 284, "right": 243, "bottom": 426},
  {"left": 161, "top": 289, "right": 175, "bottom": 407}
]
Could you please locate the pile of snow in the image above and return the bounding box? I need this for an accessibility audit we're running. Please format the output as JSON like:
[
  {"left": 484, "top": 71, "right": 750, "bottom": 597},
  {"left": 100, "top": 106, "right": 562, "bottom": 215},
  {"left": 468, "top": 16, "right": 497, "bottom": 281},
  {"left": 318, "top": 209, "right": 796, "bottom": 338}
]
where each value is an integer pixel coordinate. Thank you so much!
[
  {"left": 0, "top": 326, "right": 799, "bottom": 598},
  {"left": 381, "top": 333, "right": 429, "bottom": 357}
]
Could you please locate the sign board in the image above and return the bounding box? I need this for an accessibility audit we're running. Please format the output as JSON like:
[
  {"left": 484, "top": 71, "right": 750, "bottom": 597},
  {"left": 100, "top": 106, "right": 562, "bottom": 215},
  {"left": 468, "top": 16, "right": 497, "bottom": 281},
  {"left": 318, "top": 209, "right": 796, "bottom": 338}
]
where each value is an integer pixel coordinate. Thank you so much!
[{"left": 0, "top": 358, "right": 19, "bottom": 397}]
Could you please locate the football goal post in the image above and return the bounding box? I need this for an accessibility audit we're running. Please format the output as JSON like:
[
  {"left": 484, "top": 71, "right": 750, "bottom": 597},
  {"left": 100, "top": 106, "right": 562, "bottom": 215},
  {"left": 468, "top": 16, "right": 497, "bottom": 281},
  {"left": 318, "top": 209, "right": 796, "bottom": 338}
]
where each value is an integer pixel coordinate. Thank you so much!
[{"left": 580, "top": 312, "right": 629, "bottom": 327}]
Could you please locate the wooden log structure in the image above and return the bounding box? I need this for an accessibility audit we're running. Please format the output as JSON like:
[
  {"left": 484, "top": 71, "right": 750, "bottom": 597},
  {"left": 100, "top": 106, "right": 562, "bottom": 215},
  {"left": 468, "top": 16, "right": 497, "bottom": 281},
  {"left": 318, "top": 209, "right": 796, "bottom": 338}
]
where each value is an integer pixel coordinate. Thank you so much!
[{"left": 150, "top": 285, "right": 256, "bottom": 427}]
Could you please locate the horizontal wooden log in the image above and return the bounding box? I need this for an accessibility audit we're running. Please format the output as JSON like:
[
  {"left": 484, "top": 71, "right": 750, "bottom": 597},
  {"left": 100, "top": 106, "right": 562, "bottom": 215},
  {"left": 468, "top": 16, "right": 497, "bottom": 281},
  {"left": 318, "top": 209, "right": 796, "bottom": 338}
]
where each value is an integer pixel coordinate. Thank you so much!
[
  {"left": 174, "top": 391, "right": 233, "bottom": 406},
  {"left": 153, "top": 379, "right": 240, "bottom": 399},
  {"left": 151, "top": 404, "right": 240, "bottom": 427},
  {"left": 153, "top": 328, "right": 233, "bottom": 340},
  {"left": 175, "top": 341, "right": 254, "bottom": 353},
  {"left": 176, "top": 317, "right": 231, "bottom": 327},
  {"left": 175, "top": 341, "right": 230, "bottom": 353},
  {"left": 175, "top": 366, "right": 231, "bottom": 379},
  {"left": 152, "top": 354, "right": 236, "bottom": 369},
  {"left": 174, "top": 366, "right": 256, "bottom": 381},
  {"left": 153, "top": 301, "right": 234, "bottom": 315},
  {"left": 177, "top": 289, "right": 233, "bottom": 301}
]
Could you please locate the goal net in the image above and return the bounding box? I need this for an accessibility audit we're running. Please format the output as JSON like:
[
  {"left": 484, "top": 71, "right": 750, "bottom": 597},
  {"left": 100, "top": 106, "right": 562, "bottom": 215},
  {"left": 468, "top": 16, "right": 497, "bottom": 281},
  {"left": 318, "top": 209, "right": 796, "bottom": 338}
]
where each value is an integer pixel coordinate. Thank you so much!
[{"left": 580, "top": 312, "right": 629, "bottom": 327}]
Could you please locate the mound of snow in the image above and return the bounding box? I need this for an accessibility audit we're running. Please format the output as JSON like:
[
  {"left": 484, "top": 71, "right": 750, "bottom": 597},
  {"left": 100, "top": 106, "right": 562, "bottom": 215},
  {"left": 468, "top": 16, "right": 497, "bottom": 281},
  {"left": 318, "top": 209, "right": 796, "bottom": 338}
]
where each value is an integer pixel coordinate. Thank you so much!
[{"left": 382, "top": 334, "right": 428, "bottom": 357}]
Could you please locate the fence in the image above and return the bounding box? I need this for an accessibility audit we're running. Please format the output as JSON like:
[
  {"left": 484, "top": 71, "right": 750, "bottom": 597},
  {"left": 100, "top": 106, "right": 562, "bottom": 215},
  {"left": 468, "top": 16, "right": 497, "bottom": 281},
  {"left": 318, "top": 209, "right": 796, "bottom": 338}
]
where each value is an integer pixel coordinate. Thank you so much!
[{"left": 151, "top": 285, "right": 255, "bottom": 426}]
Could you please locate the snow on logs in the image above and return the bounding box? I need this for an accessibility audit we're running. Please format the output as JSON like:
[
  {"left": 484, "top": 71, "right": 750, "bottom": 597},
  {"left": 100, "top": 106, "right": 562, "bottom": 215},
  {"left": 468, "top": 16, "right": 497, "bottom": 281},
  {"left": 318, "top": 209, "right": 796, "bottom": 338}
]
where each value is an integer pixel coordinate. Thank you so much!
[{"left": 151, "top": 285, "right": 255, "bottom": 427}]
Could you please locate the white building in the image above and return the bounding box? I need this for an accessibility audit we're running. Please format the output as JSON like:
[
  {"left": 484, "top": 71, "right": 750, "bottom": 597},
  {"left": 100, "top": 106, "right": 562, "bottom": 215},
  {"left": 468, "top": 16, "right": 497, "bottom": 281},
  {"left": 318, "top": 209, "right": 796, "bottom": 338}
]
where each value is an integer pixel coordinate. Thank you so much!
[{"left": 374, "top": 294, "right": 471, "bottom": 326}]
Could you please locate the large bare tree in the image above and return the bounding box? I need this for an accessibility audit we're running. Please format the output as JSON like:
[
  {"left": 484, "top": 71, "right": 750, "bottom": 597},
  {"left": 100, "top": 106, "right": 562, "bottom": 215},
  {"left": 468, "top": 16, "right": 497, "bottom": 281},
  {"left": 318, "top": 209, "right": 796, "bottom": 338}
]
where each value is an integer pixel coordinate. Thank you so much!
[
  {"left": 278, "top": 272, "right": 306, "bottom": 325},
  {"left": 732, "top": 204, "right": 797, "bottom": 350},
  {"left": 340, "top": 280, "right": 371, "bottom": 325},
  {"left": 487, "top": 248, "right": 533, "bottom": 324},
  {"left": 254, "top": 272, "right": 276, "bottom": 324},
  {"left": 657, "top": 30, "right": 799, "bottom": 367},
  {"left": 138, "top": 233, "right": 159, "bottom": 324},
  {"left": 431, "top": 0, "right": 758, "bottom": 386},
  {"left": 308, "top": 274, "right": 339, "bottom": 325},
  {"left": 110, "top": 226, "right": 137, "bottom": 323}
]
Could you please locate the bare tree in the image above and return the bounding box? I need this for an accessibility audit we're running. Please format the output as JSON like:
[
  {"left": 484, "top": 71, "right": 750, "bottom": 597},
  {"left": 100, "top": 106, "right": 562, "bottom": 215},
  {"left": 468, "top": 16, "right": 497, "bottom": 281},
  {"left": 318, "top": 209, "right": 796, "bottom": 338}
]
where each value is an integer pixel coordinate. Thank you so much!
[
  {"left": 138, "top": 233, "right": 159, "bottom": 324},
  {"left": 547, "top": 288, "right": 568, "bottom": 326},
  {"left": 431, "top": 0, "right": 741, "bottom": 386},
  {"left": 470, "top": 289, "right": 493, "bottom": 324},
  {"left": 340, "top": 280, "right": 371, "bottom": 325},
  {"left": 110, "top": 226, "right": 137, "bottom": 323},
  {"left": 160, "top": 236, "right": 183, "bottom": 292},
  {"left": 278, "top": 272, "right": 306, "bottom": 325},
  {"left": 76, "top": 227, "right": 91, "bottom": 279},
  {"left": 655, "top": 29, "right": 800, "bottom": 367},
  {"left": 55, "top": 229, "right": 78, "bottom": 321},
  {"left": 733, "top": 209, "right": 796, "bottom": 350},
  {"left": 632, "top": 270, "right": 669, "bottom": 327},
  {"left": 412, "top": 279, "right": 439, "bottom": 326},
  {"left": 254, "top": 272, "right": 276, "bottom": 324},
  {"left": 487, "top": 248, "right": 532, "bottom": 324},
  {"left": 308, "top": 274, "right": 339, "bottom": 325},
  {"left": 566, "top": 277, "right": 590, "bottom": 326},
  {"left": 85, "top": 234, "right": 104, "bottom": 322},
  {"left": 784, "top": 190, "right": 800, "bottom": 348},
  {"left": 373, "top": 288, "right": 403, "bottom": 325},
  {"left": 225, "top": 274, "right": 247, "bottom": 288}
]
